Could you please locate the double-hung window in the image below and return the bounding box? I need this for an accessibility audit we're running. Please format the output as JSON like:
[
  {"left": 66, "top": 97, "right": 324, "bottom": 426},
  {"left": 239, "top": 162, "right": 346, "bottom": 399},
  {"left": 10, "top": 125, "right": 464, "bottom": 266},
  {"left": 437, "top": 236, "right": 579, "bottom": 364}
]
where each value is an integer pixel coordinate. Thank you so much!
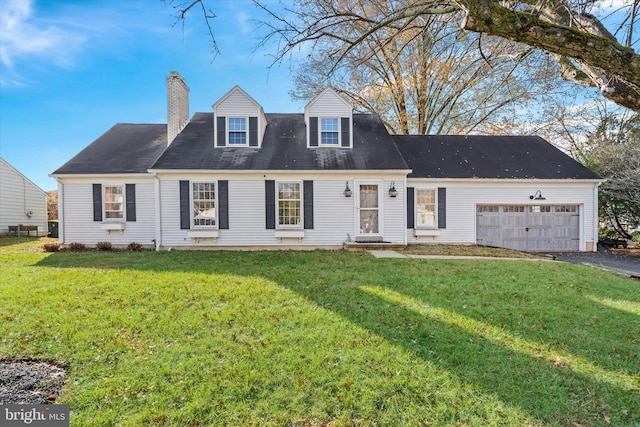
[
  {"left": 104, "top": 185, "right": 124, "bottom": 220},
  {"left": 192, "top": 182, "right": 216, "bottom": 227},
  {"left": 228, "top": 117, "right": 247, "bottom": 145},
  {"left": 416, "top": 189, "right": 436, "bottom": 228},
  {"left": 277, "top": 181, "right": 301, "bottom": 227},
  {"left": 320, "top": 118, "right": 339, "bottom": 145}
]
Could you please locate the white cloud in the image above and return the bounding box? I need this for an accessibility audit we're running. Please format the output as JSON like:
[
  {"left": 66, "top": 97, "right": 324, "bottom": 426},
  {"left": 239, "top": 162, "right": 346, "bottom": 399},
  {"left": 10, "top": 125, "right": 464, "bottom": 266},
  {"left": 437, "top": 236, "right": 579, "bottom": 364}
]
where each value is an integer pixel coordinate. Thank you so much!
[{"left": 0, "top": 0, "right": 88, "bottom": 71}]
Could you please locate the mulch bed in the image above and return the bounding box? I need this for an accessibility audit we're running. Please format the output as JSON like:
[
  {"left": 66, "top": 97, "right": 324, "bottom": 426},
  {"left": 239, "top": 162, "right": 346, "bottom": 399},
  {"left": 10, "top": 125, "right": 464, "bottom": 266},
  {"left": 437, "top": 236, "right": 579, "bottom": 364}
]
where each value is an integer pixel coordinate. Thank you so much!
[{"left": 0, "top": 361, "right": 66, "bottom": 404}]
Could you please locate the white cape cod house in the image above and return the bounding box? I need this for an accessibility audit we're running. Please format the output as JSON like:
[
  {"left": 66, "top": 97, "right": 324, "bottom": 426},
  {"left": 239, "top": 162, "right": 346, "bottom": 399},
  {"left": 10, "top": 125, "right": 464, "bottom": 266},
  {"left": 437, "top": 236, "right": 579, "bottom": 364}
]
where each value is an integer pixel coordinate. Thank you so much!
[{"left": 51, "top": 72, "right": 601, "bottom": 252}]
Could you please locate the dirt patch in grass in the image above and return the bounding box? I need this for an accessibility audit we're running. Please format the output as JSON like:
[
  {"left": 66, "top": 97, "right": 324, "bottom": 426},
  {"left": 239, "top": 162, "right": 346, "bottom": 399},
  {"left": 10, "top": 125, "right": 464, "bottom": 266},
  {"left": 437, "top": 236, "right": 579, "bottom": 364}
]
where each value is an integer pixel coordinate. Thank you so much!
[
  {"left": 403, "top": 244, "right": 542, "bottom": 258},
  {"left": 0, "top": 361, "right": 66, "bottom": 404}
]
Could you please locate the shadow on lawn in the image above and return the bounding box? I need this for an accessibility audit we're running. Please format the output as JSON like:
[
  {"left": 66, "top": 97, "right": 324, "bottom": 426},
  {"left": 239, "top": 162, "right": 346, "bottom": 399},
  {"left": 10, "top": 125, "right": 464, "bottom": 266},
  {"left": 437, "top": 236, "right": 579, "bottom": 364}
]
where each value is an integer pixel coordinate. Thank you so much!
[
  {"left": 36, "top": 251, "right": 639, "bottom": 425},
  {"left": 0, "top": 236, "right": 41, "bottom": 247}
]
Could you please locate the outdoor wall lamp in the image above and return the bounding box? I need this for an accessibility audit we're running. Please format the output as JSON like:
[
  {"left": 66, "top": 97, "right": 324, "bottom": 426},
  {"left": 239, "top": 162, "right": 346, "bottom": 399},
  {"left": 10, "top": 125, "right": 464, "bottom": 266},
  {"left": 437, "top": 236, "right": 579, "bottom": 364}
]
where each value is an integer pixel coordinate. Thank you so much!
[
  {"left": 344, "top": 181, "right": 352, "bottom": 197},
  {"left": 529, "top": 190, "right": 546, "bottom": 200},
  {"left": 388, "top": 182, "right": 398, "bottom": 198}
]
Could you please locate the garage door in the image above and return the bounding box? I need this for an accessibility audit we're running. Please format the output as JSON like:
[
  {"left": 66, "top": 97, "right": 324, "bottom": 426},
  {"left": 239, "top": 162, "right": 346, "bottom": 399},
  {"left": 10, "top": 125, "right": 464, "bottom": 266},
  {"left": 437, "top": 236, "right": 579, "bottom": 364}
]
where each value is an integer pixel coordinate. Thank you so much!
[{"left": 476, "top": 205, "right": 579, "bottom": 251}]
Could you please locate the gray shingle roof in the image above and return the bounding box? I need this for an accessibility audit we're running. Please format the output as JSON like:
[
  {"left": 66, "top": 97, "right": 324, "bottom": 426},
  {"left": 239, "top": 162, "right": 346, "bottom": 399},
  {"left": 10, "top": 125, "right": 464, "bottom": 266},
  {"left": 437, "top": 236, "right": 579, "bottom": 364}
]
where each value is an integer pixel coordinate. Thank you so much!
[
  {"left": 150, "top": 113, "right": 409, "bottom": 171},
  {"left": 52, "top": 124, "right": 167, "bottom": 175},
  {"left": 393, "top": 135, "right": 601, "bottom": 180},
  {"left": 52, "top": 114, "right": 600, "bottom": 181}
]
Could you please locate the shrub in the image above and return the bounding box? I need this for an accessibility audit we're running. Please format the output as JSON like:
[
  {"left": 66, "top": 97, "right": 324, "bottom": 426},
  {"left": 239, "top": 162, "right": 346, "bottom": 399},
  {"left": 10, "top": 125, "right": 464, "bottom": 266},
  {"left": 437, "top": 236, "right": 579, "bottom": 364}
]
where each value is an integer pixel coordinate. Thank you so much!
[
  {"left": 42, "top": 243, "right": 60, "bottom": 252},
  {"left": 96, "top": 241, "right": 112, "bottom": 251},
  {"left": 68, "top": 242, "right": 86, "bottom": 252},
  {"left": 127, "top": 242, "right": 144, "bottom": 252}
]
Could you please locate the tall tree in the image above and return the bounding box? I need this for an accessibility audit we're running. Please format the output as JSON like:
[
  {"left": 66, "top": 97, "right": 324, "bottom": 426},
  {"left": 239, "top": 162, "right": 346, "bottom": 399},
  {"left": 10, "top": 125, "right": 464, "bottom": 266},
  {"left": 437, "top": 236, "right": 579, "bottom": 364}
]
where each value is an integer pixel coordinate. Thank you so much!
[
  {"left": 581, "top": 111, "right": 640, "bottom": 240},
  {"left": 256, "top": 0, "right": 640, "bottom": 111},
  {"left": 290, "top": 9, "right": 566, "bottom": 135}
]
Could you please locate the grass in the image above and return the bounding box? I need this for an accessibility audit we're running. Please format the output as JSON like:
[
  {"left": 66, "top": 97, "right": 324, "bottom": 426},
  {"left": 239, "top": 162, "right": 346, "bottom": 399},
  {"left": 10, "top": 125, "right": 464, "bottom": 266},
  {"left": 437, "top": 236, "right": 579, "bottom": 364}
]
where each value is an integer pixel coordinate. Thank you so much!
[{"left": 1, "top": 236, "right": 639, "bottom": 426}]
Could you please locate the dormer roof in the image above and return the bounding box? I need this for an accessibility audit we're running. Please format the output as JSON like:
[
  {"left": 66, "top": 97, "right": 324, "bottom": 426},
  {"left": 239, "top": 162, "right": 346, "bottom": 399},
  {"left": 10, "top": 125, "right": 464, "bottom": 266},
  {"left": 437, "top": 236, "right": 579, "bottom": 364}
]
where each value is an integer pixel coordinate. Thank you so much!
[
  {"left": 212, "top": 85, "right": 264, "bottom": 113},
  {"left": 304, "top": 87, "right": 353, "bottom": 114}
]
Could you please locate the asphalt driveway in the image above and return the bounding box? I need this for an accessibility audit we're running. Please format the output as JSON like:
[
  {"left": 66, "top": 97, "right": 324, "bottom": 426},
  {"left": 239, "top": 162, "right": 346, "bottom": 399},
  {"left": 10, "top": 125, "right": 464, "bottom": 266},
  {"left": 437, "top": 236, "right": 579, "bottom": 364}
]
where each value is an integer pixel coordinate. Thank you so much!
[{"left": 555, "top": 249, "right": 640, "bottom": 277}]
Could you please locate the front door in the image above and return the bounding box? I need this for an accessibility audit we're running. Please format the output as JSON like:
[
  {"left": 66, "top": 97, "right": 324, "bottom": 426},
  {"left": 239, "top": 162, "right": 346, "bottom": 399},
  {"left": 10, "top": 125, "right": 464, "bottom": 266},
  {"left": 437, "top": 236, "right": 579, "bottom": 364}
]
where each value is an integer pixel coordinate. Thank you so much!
[{"left": 357, "top": 183, "right": 381, "bottom": 238}]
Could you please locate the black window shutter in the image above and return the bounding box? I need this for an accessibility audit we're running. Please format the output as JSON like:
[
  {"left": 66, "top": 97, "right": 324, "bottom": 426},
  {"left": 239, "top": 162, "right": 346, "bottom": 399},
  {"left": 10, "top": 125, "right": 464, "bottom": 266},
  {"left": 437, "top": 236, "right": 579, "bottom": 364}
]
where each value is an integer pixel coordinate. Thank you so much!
[
  {"left": 249, "top": 117, "right": 258, "bottom": 147},
  {"left": 179, "top": 180, "right": 190, "bottom": 230},
  {"left": 216, "top": 116, "right": 226, "bottom": 147},
  {"left": 341, "top": 117, "right": 350, "bottom": 147},
  {"left": 438, "top": 187, "right": 446, "bottom": 229},
  {"left": 303, "top": 180, "right": 314, "bottom": 229},
  {"left": 218, "top": 180, "right": 229, "bottom": 229},
  {"left": 265, "top": 180, "right": 276, "bottom": 229},
  {"left": 125, "top": 184, "right": 136, "bottom": 222},
  {"left": 309, "top": 117, "right": 318, "bottom": 147},
  {"left": 92, "top": 184, "right": 102, "bottom": 222},
  {"left": 407, "top": 187, "right": 415, "bottom": 229}
]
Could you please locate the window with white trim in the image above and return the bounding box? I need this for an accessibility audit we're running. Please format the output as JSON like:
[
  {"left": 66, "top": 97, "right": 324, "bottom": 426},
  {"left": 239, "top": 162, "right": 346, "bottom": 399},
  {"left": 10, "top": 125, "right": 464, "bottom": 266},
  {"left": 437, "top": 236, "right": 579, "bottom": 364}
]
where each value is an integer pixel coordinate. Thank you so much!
[
  {"left": 416, "top": 188, "right": 436, "bottom": 228},
  {"left": 277, "top": 181, "right": 301, "bottom": 227},
  {"left": 104, "top": 185, "right": 124, "bottom": 220},
  {"left": 228, "top": 117, "right": 247, "bottom": 145},
  {"left": 192, "top": 182, "right": 216, "bottom": 227},
  {"left": 320, "top": 118, "right": 339, "bottom": 145}
]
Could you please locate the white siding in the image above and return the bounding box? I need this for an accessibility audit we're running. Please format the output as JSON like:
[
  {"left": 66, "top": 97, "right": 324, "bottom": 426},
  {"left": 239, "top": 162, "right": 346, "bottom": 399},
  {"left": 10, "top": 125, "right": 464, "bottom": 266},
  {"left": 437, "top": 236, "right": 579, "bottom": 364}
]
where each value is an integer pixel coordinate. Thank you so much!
[
  {"left": 406, "top": 180, "right": 599, "bottom": 251},
  {"left": 58, "top": 176, "right": 156, "bottom": 247},
  {"left": 215, "top": 89, "right": 262, "bottom": 117},
  {"left": 305, "top": 88, "right": 352, "bottom": 119},
  {"left": 0, "top": 158, "right": 48, "bottom": 236},
  {"left": 157, "top": 172, "right": 406, "bottom": 249}
]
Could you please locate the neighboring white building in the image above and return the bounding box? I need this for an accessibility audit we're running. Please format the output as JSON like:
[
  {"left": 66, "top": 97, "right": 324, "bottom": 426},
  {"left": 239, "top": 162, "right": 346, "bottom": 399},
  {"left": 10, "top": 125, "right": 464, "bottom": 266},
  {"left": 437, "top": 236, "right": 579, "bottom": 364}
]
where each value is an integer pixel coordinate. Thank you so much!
[
  {"left": 0, "top": 157, "right": 49, "bottom": 236},
  {"left": 51, "top": 72, "right": 602, "bottom": 251}
]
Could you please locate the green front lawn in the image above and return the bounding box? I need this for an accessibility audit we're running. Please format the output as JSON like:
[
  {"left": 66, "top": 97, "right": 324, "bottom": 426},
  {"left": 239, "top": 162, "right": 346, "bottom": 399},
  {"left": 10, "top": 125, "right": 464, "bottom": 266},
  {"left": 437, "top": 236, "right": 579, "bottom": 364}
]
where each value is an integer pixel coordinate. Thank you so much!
[{"left": 1, "top": 237, "right": 638, "bottom": 426}]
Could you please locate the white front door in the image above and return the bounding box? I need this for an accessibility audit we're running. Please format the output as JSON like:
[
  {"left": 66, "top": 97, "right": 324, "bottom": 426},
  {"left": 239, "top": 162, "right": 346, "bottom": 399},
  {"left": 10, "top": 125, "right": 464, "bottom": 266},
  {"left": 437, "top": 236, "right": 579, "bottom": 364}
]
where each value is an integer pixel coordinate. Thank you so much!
[{"left": 356, "top": 182, "right": 382, "bottom": 238}]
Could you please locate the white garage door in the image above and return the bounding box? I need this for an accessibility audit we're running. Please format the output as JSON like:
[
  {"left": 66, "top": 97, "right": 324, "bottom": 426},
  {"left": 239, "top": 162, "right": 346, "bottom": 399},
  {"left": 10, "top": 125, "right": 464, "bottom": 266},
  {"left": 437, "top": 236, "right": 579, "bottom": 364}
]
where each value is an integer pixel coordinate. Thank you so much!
[{"left": 476, "top": 205, "right": 580, "bottom": 252}]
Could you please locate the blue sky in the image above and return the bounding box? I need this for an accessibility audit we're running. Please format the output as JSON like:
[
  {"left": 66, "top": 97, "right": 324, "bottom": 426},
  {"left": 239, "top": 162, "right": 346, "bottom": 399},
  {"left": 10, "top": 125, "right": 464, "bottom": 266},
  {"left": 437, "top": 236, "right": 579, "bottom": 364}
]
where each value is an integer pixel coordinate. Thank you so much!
[{"left": 1, "top": 0, "right": 300, "bottom": 191}]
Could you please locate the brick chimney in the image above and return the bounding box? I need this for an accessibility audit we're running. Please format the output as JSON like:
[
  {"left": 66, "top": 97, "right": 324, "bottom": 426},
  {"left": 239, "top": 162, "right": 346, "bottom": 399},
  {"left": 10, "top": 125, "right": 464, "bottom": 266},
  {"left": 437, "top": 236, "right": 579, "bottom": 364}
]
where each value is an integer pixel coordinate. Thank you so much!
[{"left": 166, "top": 71, "right": 190, "bottom": 145}]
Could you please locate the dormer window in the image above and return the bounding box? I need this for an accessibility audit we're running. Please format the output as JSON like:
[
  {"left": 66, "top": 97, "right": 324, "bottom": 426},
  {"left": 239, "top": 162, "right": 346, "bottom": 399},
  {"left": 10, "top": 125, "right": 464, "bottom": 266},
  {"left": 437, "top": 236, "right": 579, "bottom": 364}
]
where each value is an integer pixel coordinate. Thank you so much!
[
  {"left": 228, "top": 117, "right": 247, "bottom": 145},
  {"left": 304, "top": 88, "right": 353, "bottom": 148},
  {"left": 320, "top": 118, "right": 339, "bottom": 145}
]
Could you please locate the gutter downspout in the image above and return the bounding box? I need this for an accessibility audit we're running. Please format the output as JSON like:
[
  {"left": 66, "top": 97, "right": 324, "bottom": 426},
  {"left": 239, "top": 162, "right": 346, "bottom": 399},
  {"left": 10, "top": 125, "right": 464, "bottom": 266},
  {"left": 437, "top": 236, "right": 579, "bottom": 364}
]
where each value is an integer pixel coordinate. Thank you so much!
[
  {"left": 53, "top": 177, "right": 64, "bottom": 244},
  {"left": 593, "top": 181, "right": 601, "bottom": 252},
  {"left": 403, "top": 175, "right": 408, "bottom": 246},
  {"left": 152, "top": 172, "right": 161, "bottom": 251}
]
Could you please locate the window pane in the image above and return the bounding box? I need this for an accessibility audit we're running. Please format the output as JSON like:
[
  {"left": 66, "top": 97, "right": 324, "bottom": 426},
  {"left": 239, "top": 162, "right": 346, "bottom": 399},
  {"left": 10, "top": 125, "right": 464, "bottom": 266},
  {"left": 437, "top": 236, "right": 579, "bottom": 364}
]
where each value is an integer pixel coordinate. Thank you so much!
[
  {"left": 477, "top": 205, "right": 499, "bottom": 213},
  {"left": 416, "top": 189, "right": 436, "bottom": 227},
  {"left": 278, "top": 182, "right": 301, "bottom": 227},
  {"left": 359, "top": 185, "right": 378, "bottom": 208},
  {"left": 192, "top": 182, "right": 216, "bottom": 226},
  {"left": 321, "top": 118, "right": 338, "bottom": 131},
  {"left": 360, "top": 210, "right": 379, "bottom": 233},
  {"left": 320, "top": 118, "right": 339, "bottom": 145},
  {"left": 503, "top": 205, "right": 525, "bottom": 213},
  {"left": 104, "top": 186, "right": 123, "bottom": 219},
  {"left": 321, "top": 132, "right": 339, "bottom": 145},
  {"left": 555, "top": 205, "right": 577, "bottom": 213},
  {"left": 531, "top": 205, "right": 551, "bottom": 213},
  {"left": 228, "top": 118, "right": 246, "bottom": 131},
  {"left": 228, "top": 118, "right": 246, "bottom": 145}
]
